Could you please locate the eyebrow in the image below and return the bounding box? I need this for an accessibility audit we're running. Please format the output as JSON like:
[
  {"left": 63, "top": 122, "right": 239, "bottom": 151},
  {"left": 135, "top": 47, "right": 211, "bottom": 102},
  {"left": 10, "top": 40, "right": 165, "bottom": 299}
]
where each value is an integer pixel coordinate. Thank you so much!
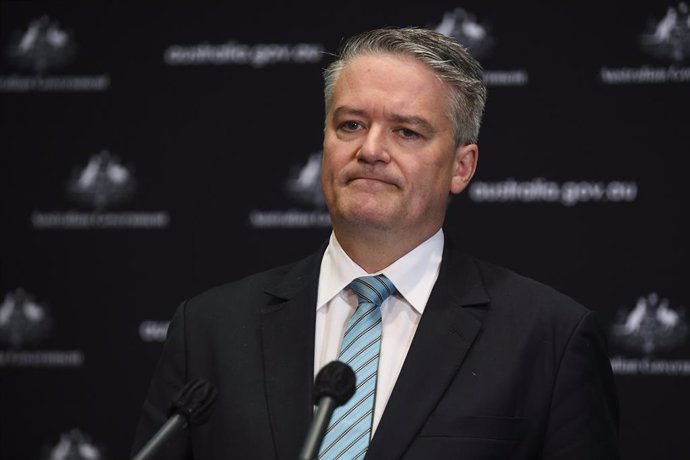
[
  {"left": 389, "top": 114, "right": 436, "bottom": 134},
  {"left": 332, "top": 106, "right": 367, "bottom": 119},
  {"left": 332, "top": 106, "right": 436, "bottom": 134}
]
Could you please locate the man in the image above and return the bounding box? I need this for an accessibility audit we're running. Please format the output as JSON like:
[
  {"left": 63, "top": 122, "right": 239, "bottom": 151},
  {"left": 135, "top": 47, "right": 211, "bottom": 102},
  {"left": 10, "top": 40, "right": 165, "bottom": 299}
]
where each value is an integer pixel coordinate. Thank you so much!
[{"left": 131, "top": 27, "right": 620, "bottom": 459}]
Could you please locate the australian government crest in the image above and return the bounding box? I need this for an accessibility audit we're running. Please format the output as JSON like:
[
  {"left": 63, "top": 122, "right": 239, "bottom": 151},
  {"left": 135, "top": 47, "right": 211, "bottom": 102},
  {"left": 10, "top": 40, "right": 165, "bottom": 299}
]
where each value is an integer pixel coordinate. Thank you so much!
[
  {"left": 609, "top": 292, "right": 690, "bottom": 376},
  {"left": 0, "top": 288, "right": 84, "bottom": 367},
  {"left": 41, "top": 429, "right": 106, "bottom": 460},
  {"left": 31, "top": 150, "right": 170, "bottom": 230},
  {"left": 248, "top": 150, "right": 331, "bottom": 229},
  {"left": 0, "top": 15, "right": 109, "bottom": 92},
  {"left": 601, "top": 2, "right": 690, "bottom": 84},
  {"left": 430, "top": 7, "right": 528, "bottom": 87}
]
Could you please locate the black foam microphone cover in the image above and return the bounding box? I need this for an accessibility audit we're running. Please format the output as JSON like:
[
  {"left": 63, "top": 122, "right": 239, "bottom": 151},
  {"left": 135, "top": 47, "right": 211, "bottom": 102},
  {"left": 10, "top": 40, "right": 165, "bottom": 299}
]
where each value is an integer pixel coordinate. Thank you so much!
[
  {"left": 313, "top": 361, "right": 356, "bottom": 406},
  {"left": 168, "top": 378, "right": 218, "bottom": 426}
]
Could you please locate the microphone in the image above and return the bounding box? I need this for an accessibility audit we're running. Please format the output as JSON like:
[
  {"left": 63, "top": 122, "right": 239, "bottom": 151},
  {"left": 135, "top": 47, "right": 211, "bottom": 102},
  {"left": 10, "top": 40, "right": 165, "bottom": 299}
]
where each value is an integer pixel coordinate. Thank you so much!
[
  {"left": 298, "top": 361, "right": 356, "bottom": 460},
  {"left": 132, "top": 378, "right": 218, "bottom": 460}
]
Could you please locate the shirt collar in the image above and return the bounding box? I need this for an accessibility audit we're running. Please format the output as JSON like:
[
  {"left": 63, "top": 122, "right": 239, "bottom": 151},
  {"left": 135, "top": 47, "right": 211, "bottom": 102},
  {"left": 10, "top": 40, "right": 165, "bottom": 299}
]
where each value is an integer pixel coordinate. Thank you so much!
[{"left": 317, "top": 229, "right": 444, "bottom": 314}]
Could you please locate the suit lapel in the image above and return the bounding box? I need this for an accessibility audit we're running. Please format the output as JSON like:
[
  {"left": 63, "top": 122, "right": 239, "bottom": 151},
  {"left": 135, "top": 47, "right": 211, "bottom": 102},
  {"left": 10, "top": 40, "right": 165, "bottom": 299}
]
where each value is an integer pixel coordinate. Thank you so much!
[
  {"left": 366, "top": 243, "right": 490, "bottom": 460},
  {"left": 260, "top": 250, "right": 322, "bottom": 460}
]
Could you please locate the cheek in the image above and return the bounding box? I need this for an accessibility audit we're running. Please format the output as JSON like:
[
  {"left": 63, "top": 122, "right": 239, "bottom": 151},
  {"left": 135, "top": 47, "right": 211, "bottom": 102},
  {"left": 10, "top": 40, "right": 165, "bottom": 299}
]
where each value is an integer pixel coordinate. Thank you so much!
[
  {"left": 319, "top": 159, "right": 332, "bottom": 192},
  {"left": 319, "top": 152, "right": 341, "bottom": 196},
  {"left": 322, "top": 131, "right": 341, "bottom": 157},
  {"left": 413, "top": 162, "right": 454, "bottom": 197},
  {"left": 320, "top": 152, "right": 335, "bottom": 178},
  {"left": 321, "top": 146, "right": 351, "bottom": 179}
]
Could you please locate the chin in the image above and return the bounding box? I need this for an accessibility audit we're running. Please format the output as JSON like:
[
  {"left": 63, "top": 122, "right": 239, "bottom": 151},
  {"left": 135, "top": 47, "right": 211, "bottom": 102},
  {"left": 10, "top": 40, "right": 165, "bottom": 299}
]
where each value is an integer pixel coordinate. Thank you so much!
[{"left": 343, "top": 210, "right": 398, "bottom": 231}]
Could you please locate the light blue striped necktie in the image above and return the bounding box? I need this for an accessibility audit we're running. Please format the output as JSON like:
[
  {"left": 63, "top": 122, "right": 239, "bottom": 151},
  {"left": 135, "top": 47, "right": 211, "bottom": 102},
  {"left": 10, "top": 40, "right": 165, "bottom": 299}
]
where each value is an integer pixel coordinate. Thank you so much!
[{"left": 318, "top": 274, "right": 396, "bottom": 460}]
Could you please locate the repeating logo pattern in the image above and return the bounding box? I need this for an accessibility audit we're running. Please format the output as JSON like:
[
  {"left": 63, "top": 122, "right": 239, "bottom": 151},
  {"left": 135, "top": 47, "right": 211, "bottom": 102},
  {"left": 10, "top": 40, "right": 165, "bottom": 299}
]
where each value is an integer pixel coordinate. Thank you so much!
[
  {"left": 249, "top": 151, "right": 330, "bottom": 228},
  {"left": 67, "top": 150, "right": 138, "bottom": 211},
  {"left": 0, "top": 288, "right": 85, "bottom": 367},
  {"left": 640, "top": 2, "right": 690, "bottom": 63},
  {"left": 284, "top": 151, "right": 326, "bottom": 209},
  {"left": 0, "top": 15, "right": 109, "bottom": 92},
  {"left": 611, "top": 292, "right": 687, "bottom": 355},
  {"left": 468, "top": 178, "right": 639, "bottom": 206},
  {"left": 41, "top": 429, "right": 106, "bottom": 460},
  {"left": 4, "top": 15, "right": 77, "bottom": 75},
  {"left": 0, "top": 288, "right": 53, "bottom": 349},
  {"left": 600, "top": 3, "right": 690, "bottom": 84},
  {"left": 31, "top": 150, "right": 170, "bottom": 230},
  {"left": 433, "top": 7, "right": 495, "bottom": 60},
  {"left": 430, "top": 7, "right": 528, "bottom": 86},
  {"left": 609, "top": 293, "right": 690, "bottom": 376}
]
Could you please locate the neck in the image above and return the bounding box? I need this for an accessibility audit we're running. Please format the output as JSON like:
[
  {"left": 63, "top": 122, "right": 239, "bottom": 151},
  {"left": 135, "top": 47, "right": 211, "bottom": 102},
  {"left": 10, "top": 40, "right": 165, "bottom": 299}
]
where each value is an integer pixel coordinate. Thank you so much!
[{"left": 333, "top": 225, "right": 441, "bottom": 273}]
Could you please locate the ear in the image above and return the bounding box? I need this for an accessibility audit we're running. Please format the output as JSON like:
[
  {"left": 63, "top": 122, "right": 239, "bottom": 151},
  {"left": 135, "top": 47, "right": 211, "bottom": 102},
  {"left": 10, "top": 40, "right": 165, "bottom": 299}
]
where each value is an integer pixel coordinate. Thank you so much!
[{"left": 450, "top": 143, "right": 478, "bottom": 194}]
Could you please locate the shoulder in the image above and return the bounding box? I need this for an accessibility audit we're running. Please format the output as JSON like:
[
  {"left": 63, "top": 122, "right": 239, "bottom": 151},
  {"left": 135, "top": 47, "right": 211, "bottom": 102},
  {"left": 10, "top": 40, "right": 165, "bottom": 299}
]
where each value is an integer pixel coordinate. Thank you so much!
[
  {"left": 448, "top": 249, "right": 592, "bottom": 332},
  {"left": 179, "top": 248, "right": 323, "bottom": 316},
  {"left": 190, "top": 262, "right": 295, "bottom": 303},
  {"left": 458, "top": 255, "right": 608, "bottom": 360},
  {"left": 187, "top": 261, "right": 299, "bottom": 309},
  {"left": 476, "top": 257, "right": 585, "bottom": 312}
]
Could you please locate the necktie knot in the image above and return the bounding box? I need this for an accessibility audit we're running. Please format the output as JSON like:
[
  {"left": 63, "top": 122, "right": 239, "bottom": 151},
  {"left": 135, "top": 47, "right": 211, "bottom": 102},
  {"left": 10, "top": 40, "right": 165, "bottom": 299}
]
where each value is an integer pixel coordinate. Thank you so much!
[{"left": 349, "top": 274, "right": 396, "bottom": 308}]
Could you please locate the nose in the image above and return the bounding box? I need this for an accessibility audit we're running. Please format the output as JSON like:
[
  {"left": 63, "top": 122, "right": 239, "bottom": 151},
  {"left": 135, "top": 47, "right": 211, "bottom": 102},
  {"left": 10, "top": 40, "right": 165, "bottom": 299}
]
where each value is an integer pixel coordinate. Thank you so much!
[{"left": 356, "top": 127, "right": 391, "bottom": 164}]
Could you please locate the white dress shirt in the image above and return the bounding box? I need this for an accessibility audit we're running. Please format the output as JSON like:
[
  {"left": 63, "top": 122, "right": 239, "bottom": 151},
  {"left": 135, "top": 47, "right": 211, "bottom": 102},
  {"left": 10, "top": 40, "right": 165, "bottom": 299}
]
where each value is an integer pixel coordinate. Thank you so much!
[{"left": 314, "top": 228, "right": 444, "bottom": 434}]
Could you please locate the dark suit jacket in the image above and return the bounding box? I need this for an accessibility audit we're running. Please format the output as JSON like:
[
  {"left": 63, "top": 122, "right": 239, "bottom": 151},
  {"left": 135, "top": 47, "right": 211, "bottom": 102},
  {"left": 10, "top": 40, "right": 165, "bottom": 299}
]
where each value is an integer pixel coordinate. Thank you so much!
[{"left": 131, "top": 238, "right": 619, "bottom": 459}]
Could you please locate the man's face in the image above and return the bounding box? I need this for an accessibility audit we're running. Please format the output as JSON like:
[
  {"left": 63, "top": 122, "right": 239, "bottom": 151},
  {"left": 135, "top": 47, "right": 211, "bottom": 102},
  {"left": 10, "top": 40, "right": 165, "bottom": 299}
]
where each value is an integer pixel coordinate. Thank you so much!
[{"left": 321, "top": 53, "right": 477, "bottom": 239}]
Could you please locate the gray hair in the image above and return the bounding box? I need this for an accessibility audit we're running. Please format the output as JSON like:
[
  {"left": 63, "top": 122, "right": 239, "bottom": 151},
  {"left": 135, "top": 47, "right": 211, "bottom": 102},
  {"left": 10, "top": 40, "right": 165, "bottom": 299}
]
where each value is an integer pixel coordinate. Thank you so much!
[{"left": 323, "top": 27, "right": 487, "bottom": 145}]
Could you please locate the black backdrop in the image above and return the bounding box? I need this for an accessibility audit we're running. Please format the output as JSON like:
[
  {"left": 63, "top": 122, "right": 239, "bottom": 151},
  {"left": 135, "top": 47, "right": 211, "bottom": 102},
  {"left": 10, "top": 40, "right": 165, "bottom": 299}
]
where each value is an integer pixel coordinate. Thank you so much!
[{"left": 1, "top": 1, "right": 689, "bottom": 459}]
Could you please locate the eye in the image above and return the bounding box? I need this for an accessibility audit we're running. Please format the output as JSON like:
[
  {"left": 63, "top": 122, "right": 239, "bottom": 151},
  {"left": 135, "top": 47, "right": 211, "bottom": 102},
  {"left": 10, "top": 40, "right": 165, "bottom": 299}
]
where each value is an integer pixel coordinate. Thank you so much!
[
  {"left": 398, "top": 128, "right": 421, "bottom": 139},
  {"left": 339, "top": 121, "right": 362, "bottom": 132}
]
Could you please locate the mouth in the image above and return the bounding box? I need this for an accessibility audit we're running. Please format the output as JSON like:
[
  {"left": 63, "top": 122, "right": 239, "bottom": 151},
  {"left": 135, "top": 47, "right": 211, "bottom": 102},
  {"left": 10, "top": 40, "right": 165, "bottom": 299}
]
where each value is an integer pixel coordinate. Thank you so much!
[{"left": 348, "top": 176, "right": 398, "bottom": 188}]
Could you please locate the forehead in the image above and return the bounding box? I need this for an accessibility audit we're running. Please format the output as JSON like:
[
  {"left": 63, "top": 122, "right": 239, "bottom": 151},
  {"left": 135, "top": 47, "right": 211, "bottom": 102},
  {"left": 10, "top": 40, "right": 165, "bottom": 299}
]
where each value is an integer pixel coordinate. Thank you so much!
[{"left": 330, "top": 53, "right": 452, "bottom": 117}]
